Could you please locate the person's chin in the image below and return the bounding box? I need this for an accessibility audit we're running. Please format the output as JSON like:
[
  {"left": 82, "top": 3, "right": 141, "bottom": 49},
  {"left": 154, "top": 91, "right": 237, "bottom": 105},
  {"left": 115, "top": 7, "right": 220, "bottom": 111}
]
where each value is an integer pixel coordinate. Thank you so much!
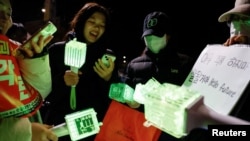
[{"left": 88, "top": 38, "right": 98, "bottom": 44}]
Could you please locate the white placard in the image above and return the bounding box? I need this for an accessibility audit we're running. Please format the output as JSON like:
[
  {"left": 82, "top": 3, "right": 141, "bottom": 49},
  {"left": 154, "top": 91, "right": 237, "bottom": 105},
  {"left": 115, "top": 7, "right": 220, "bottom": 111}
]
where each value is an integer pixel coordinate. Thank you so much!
[{"left": 182, "top": 44, "right": 250, "bottom": 115}]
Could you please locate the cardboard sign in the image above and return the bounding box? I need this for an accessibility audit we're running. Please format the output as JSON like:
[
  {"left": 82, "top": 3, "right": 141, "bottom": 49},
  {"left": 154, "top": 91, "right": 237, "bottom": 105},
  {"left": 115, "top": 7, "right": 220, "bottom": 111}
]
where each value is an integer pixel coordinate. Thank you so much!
[{"left": 183, "top": 44, "right": 250, "bottom": 115}]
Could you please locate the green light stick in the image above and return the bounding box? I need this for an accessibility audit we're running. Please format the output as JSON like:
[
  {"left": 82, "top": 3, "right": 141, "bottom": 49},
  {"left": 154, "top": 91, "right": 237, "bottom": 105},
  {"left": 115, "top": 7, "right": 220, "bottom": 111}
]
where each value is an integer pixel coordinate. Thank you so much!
[
  {"left": 139, "top": 78, "right": 250, "bottom": 138},
  {"left": 65, "top": 38, "right": 87, "bottom": 110},
  {"left": 52, "top": 108, "right": 102, "bottom": 140},
  {"left": 138, "top": 78, "right": 202, "bottom": 138},
  {"left": 109, "top": 83, "right": 134, "bottom": 103}
]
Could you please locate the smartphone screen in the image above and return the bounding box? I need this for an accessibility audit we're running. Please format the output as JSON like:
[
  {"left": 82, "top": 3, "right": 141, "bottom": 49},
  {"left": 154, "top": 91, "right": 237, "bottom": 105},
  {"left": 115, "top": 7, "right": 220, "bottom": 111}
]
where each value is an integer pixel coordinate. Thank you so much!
[
  {"left": 21, "top": 21, "right": 57, "bottom": 49},
  {"left": 102, "top": 54, "right": 116, "bottom": 67}
]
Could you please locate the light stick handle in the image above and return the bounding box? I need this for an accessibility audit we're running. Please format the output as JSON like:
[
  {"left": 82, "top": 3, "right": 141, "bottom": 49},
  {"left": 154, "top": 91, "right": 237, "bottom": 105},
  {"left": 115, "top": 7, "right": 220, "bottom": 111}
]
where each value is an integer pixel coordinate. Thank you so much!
[
  {"left": 52, "top": 123, "right": 69, "bottom": 137},
  {"left": 70, "top": 66, "right": 78, "bottom": 110}
]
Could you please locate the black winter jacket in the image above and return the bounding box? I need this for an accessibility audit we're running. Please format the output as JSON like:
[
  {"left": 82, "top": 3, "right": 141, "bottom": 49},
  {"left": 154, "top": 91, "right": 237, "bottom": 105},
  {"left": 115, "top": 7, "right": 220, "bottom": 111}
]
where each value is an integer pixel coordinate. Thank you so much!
[
  {"left": 124, "top": 46, "right": 199, "bottom": 141},
  {"left": 43, "top": 33, "right": 115, "bottom": 141},
  {"left": 125, "top": 47, "right": 194, "bottom": 89}
]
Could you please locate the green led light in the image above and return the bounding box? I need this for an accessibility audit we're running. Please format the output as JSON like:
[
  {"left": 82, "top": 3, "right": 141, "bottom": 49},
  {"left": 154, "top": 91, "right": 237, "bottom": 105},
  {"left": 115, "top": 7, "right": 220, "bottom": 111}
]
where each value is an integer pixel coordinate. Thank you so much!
[
  {"left": 109, "top": 83, "right": 135, "bottom": 103},
  {"left": 133, "top": 78, "right": 162, "bottom": 104},
  {"left": 64, "top": 38, "right": 87, "bottom": 110},
  {"left": 65, "top": 108, "right": 101, "bottom": 141},
  {"left": 64, "top": 38, "right": 87, "bottom": 68},
  {"left": 141, "top": 78, "right": 202, "bottom": 138}
]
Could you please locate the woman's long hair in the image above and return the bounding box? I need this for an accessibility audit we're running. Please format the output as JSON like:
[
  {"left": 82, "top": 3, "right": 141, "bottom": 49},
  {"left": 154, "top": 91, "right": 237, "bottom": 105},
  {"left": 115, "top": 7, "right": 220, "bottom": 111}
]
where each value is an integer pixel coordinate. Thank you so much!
[{"left": 68, "top": 2, "right": 110, "bottom": 44}]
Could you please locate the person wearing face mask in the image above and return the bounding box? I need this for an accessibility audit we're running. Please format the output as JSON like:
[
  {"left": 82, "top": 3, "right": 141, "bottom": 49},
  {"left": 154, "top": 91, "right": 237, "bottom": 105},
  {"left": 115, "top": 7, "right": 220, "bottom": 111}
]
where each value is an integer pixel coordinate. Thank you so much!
[
  {"left": 218, "top": 0, "right": 250, "bottom": 122},
  {"left": 125, "top": 11, "right": 194, "bottom": 108},
  {"left": 219, "top": 0, "right": 250, "bottom": 46},
  {"left": 124, "top": 11, "right": 196, "bottom": 141},
  {"left": 184, "top": 1, "right": 250, "bottom": 140}
]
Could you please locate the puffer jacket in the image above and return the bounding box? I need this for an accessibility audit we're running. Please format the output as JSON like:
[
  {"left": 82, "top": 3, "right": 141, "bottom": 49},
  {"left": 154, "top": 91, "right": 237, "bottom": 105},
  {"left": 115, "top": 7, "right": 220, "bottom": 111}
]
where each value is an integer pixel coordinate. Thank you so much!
[
  {"left": 124, "top": 46, "right": 199, "bottom": 141},
  {"left": 125, "top": 46, "right": 194, "bottom": 89}
]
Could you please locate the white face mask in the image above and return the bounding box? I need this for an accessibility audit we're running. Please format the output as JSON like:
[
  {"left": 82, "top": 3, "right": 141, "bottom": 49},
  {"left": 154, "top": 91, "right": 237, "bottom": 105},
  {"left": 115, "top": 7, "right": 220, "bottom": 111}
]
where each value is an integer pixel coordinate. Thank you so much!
[
  {"left": 144, "top": 34, "right": 167, "bottom": 54},
  {"left": 230, "top": 20, "right": 250, "bottom": 39}
]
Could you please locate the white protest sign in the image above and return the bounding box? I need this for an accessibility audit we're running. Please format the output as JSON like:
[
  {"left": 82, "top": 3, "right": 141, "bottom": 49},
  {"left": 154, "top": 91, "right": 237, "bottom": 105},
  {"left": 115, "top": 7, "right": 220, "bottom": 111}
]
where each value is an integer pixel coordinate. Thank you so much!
[{"left": 182, "top": 44, "right": 250, "bottom": 115}]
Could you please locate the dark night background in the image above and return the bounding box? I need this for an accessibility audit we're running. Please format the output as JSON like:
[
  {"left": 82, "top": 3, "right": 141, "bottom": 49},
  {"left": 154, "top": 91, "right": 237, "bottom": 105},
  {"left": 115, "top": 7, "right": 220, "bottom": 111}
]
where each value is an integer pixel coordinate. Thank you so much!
[{"left": 10, "top": 0, "right": 235, "bottom": 62}]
